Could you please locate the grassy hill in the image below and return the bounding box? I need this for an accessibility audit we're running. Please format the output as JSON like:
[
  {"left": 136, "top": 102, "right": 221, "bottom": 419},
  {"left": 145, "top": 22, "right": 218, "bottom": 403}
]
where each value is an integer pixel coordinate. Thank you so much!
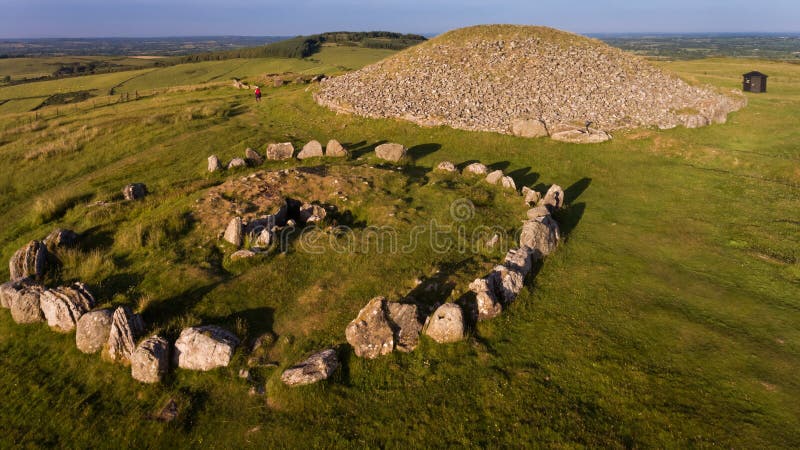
[{"left": 0, "top": 44, "right": 798, "bottom": 447}]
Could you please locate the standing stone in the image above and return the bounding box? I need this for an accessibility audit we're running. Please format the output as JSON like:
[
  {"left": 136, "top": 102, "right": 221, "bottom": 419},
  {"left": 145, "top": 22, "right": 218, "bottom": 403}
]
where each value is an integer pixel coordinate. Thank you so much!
[
  {"left": 503, "top": 247, "right": 534, "bottom": 276},
  {"left": 254, "top": 229, "right": 273, "bottom": 248},
  {"left": 464, "top": 162, "right": 488, "bottom": 176},
  {"left": 501, "top": 176, "right": 517, "bottom": 190},
  {"left": 107, "top": 305, "right": 145, "bottom": 363},
  {"left": 131, "top": 336, "right": 170, "bottom": 383},
  {"left": 44, "top": 229, "right": 79, "bottom": 250},
  {"left": 345, "top": 297, "right": 395, "bottom": 359},
  {"left": 273, "top": 79, "right": 284, "bottom": 88},
  {"left": 265, "top": 142, "right": 294, "bottom": 160},
  {"left": 76, "top": 308, "right": 114, "bottom": 354},
  {"left": 540, "top": 184, "right": 565, "bottom": 211},
  {"left": 488, "top": 265, "right": 525, "bottom": 305},
  {"left": 207, "top": 155, "right": 221, "bottom": 172},
  {"left": 40, "top": 283, "right": 96, "bottom": 332},
  {"left": 9, "top": 240, "right": 48, "bottom": 281},
  {"left": 519, "top": 216, "right": 561, "bottom": 260},
  {"left": 122, "top": 183, "right": 147, "bottom": 201},
  {"left": 374, "top": 143, "right": 407, "bottom": 162},
  {"left": 173, "top": 325, "right": 240, "bottom": 371},
  {"left": 297, "top": 140, "right": 324, "bottom": 159},
  {"left": 227, "top": 158, "right": 247, "bottom": 170},
  {"left": 485, "top": 170, "right": 504, "bottom": 185},
  {"left": 10, "top": 284, "right": 45, "bottom": 324},
  {"left": 526, "top": 206, "right": 550, "bottom": 219},
  {"left": 424, "top": 303, "right": 465, "bottom": 344},
  {"left": 325, "top": 140, "right": 348, "bottom": 157},
  {"left": 223, "top": 217, "right": 243, "bottom": 247},
  {"left": 522, "top": 186, "right": 541, "bottom": 205},
  {"left": 0, "top": 278, "right": 36, "bottom": 309},
  {"left": 511, "top": 118, "right": 549, "bottom": 138},
  {"left": 281, "top": 349, "right": 340, "bottom": 386},
  {"left": 245, "top": 148, "right": 264, "bottom": 165},
  {"left": 468, "top": 278, "right": 503, "bottom": 321},
  {"left": 436, "top": 161, "right": 458, "bottom": 172},
  {"left": 386, "top": 302, "right": 424, "bottom": 352}
]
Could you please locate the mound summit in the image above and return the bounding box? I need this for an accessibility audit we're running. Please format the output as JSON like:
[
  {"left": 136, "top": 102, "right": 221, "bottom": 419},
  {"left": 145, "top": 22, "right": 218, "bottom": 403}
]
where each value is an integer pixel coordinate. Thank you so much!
[{"left": 315, "top": 25, "right": 745, "bottom": 138}]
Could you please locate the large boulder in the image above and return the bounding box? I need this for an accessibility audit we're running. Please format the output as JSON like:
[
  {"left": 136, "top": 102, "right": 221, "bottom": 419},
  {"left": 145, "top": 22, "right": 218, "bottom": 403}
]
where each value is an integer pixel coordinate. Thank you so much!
[
  {"left": 298, "top": 203, "right": 326, "bottom": 224},
  {"left": 0, "top": 278, "right": 36, "bottom": 309},
  {"left": 488, "top": 265, "right": 525, "bottom": 305},
  {"left": 9, "top": 240, "right": 48, "bottom": 281},
  {"left": 325, "top": 140, "right": 348, "bottom": 157},
  {"left": 9, "top": 284, "right": 45, "bottom": 324},
  {"left": 503, "top": 247, "right": 534, "bottom": 276},
  {"left": 526, "top": 206, "right": 550, "bottom": 220},
  {"left": 345, "top": 297, "right": 394, "bottom": 359},
  {"left": 230, "top": 249, "right": 256, "bottom": 261},
  {"left": 511, "top": 118, "right": 549, "bottom": 138},
  {"left": 265, "top": 142, "right": 294, "bottom": 160},
  {"left": 436, "top": 161, "right": 458, "bottom": 173},
  {"left": 76, "top": 308, "right": 114, "bottom": 354},
  {"left": 245, "top": 148, "right": 264, "bottom": 165},
  {"left": 223, "top": 217, "right": 243, "bottom": 247},
  {"left": 297, "top": 140, "right": 324, "bottom": 159},
  {"left": 485, "top": 170, "right": 503, "bottom": 185},
  {"left": 519, "top": 215, "right": 560, "bottom": 260},
  {"left": 207, "top": 155, "right": 221, "bottom": 172},
  {"left": 424, "top": 303, "right": 466, "bottom": 344},
  {"left": 550, "top": 128, "right": 611, "bottom": 144},
  {"left": 375, "top": 143, "right": 407, "bottom": 162},
  {"left": 173, "top": 325, "right": 240, "bottom": 371},
  {"left": 521, "top": 186, "right": 541, "bottom": 205},
  {"left": 107, "top": 306, "right": 145, "bottom": 363},
  {"left": 122, "top": 183, "right": 147, "bottom": 201},
  {"left": 464, "top": 162, "right": 488, "bottom": 176},
  {"left": 44, "top": 228, "right": 79, "bottom": 251},
  {"left": 468, "top": 278, "right": 503, "bottom": 321},
  {"left": 40, "top": 283, "right": 96, "bottom": 332},
  {"left": 281, "top": 349, "right": 340, "bottom": 386},
  {"left": 540, "top": 184, "right": 565, "bottom": 211},
  {"left": 386, "top": 302, "right": 424, "bottom": 352},
  {"left": 227, "top": 158, "right": 247, "bottom": 170},
  {"left": 131, "top": 336, "right": 170, "bottom": 383}
]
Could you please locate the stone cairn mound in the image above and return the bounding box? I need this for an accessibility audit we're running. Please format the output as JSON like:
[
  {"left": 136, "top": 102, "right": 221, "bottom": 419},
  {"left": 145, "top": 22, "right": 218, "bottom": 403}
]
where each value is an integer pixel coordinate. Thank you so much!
[
  {"left": 207, "top": 139, "right": 349, "bottom": 174},
  {"left": 315, "top": 25, "right": 746, "bottom": 142},
  {"left": 280, "top": 156, "right": 568, "bottom": 386},
  {"left": 1, "top": 228, "right": 241, "bottom": 385}
]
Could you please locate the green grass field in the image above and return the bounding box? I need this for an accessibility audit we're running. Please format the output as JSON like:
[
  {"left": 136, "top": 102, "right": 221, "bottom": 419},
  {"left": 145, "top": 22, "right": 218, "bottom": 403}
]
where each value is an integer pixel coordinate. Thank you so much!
[{"left": 0, "top": 50, "right": 798, "bottom": 447}]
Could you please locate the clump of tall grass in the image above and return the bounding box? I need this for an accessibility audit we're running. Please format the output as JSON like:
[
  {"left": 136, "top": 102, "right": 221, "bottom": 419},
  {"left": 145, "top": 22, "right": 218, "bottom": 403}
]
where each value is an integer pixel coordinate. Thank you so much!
[
  {"left": 24, "top": 125, "right": 98, "bottom": 160},
  {"left": 57, "top": 248, "right": 117, "bottom": 285},
  {"left": 30, "top": 190, "right": 90, "bottom": 224}
]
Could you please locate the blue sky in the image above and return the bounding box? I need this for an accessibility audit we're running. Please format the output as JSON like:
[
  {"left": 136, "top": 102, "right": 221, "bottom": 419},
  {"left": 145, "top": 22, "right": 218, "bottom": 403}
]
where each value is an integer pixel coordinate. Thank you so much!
[{"left": 0, "top": 0, "right": 798, "bottom": 38}]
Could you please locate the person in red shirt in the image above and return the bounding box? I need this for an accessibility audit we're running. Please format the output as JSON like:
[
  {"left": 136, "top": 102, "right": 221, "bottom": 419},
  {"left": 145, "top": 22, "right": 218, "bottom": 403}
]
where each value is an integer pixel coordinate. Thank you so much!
[{"left": 254, "top": 86, "right": 262, "bottom": 103}]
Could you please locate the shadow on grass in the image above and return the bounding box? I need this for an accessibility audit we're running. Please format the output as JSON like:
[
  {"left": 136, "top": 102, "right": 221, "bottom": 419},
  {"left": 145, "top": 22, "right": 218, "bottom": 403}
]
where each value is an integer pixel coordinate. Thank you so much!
[
  {"left": 407, "top": 143, "right": 441, "bottom": 160},
  {"left": 564, "top": 177, "right": 592, "bottom": 203},
  {"left": 507, "top": 167, "right": 540, "bottom": 187},
  {"left": 348, "top": 140, "right": 387, "bottom": 159},
  {"left": 142, "top": 282, "right": 223, "bottom": 334}
]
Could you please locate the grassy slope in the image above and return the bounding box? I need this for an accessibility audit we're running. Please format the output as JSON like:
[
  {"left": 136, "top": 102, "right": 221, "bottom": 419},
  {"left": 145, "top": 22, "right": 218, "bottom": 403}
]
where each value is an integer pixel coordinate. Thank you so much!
[
  {"left": 0, "top": 52, "right": 798, "bottom": 447},
  {"left": 0, "top": 47, "right": 394, "bottom": 114}
]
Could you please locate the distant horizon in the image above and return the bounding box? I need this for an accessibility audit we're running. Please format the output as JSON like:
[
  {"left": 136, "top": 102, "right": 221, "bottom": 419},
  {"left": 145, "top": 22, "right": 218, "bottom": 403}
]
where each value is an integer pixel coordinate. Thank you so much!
[{"left": 2, "top": 31, "right": 800, "bottom": 41}]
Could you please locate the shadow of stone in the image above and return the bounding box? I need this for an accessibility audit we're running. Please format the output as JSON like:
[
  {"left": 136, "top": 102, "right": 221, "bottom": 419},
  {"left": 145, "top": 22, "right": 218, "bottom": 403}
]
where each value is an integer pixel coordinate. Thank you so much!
[
  {"left": 407, "top": 143, "right": 441, "bottom": 160},
  {"left": 212, "top": 306, "right": 275, "bottom": 341},
  {"left": 487, "top": 161, "right": 511, "bottom": 171},
  {"left": 456, "top": 159, "right": 482, "bottom": 171},
  {"left": 507, "top": 167, "right": 540, "bottom": 187},
  {"left": 78, "top": 227, "right": 115, "bottom": 252},
  {"left": 141, "top": 282, "right": 223, "bottom": 334},
  {"left": 555, "top": 202, "right": 586, "bottom": 241},
  {"left": 349, "top": 140, "right": 388, "bottom": 159},
  {"left": 564, "top": 177, "right": 592, "bottom": 203}
]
